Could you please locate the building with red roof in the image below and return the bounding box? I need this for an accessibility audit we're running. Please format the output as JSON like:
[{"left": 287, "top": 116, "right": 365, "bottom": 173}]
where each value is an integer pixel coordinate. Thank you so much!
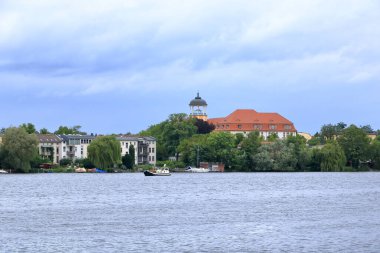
[{"left": 208, "top": 109, "right": 297, "bottom": 139}]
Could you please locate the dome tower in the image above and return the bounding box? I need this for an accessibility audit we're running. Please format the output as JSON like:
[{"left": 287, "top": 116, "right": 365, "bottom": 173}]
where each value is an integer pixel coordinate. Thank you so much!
[{"left": 189, "top": 92, "right": 208, "bottom": 120}]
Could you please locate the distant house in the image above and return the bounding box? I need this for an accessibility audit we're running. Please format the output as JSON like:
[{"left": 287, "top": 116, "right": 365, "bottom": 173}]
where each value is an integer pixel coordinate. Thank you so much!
[
  {"left": 117, "top": 136, "right": 157, "bottom": 165},
  {"left": 37, "top": 134, "right": 63, "bottom": 164},
  {"left": 298, "top": 132, "right": 312, "bottom": 141},
  {"left": 208, "top": 109, "right": 297, "bottom": 140},
  {"left": 58, "top": 134, "right": 96, "bottom": 161}
]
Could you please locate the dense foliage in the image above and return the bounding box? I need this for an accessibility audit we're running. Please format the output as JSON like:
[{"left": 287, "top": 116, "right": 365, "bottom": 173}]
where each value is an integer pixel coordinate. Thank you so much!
[
  {"left": 88, "top": 136, "right": 121, "bottom": 169},
  {"left": 143, "top": 116, "right": 380, "bottom": 172},
  {"left": 0, "top": 127, "right": 39, "bottom": 172},
  {"left": 122, "top": 145, "right": 135, "bottom": 169}
]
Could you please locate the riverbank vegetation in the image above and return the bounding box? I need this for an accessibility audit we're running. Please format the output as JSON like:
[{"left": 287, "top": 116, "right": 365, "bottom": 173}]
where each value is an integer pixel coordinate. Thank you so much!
[
  {"left": 141, "top": 114, "right": 380, "bottom": 172},
  {"left": 0, "top": 117, "right": 379, "bottom": 172}
]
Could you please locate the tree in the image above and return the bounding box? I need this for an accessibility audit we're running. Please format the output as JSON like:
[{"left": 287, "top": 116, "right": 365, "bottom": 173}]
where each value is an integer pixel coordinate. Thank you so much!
[
  {"left": 337, "top": 125, "right": 371, "bottom": 168},
  {"left": 360, "top": 125, "right": 374, "bottom": 133},
  {"left": 54, "top": 125, "right": 87, "bottom": 135},
  {"left": 369, "top": 140, "right": 380, "bottom": 170},
  {"left": 122, "top": 145, "right": 135, "bottom": 169},
  {"left": 239, "top": 131, "right": 262, "bottom": 171},
  {"left": 203, "top": 131, "right": 236, "bottom": 169},
  {"left": 320, "top": 124, "right": 337, "bottom": 142},
  {"left": 286, "top": 135, "right": 309, "bottom": 170},
  {"left": 0, "top": 127, "right": 38, "bottom": 172},
  {"left": 194, "top": 118, "right": 215, "bottom": 134},
  {"left": 20, "top": 123, "right": 36, "bottom": 134},
  {"left": 39, "top": 128, "right": 50, "bottom": 134},
  {"left": 267, "top": 133, "right": 279, "bottom": 142},
  {"left": 253, "top": 140, "right": 297, "bottom": 171},
  {"left": 178, "top": 134, "right": 208, "bottom": 166},
  {"left": 320, "top": 141, "right": 346, "bottom": 171},
  {"left": 88, "top": 136, "right": 121, "bottom": 169}
]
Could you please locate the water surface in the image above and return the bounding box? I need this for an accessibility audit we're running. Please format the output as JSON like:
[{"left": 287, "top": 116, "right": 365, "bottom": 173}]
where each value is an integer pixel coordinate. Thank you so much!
[{"left": 1, "top": 172, "right": 379, "bottom": 252}]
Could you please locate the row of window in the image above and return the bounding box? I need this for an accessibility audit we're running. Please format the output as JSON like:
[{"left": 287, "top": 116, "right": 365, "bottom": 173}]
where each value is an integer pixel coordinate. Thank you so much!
[
  {"left": 216, "top": 124, "right": 292, "bottom": 130},
  {"left": 148, "top": 156, "right": 155, "bottom": 162}
]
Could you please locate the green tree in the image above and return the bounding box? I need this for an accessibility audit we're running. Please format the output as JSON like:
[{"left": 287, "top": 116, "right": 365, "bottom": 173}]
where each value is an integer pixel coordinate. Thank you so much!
[
  {"left": 239, "top": 131, "right": 262, "bottom": 171},
  {"left": 253, "top": 140, "right": 297, "bottom": 171},
  {"left": 320, "top": 124, "right": 337, "bottom": 142},
  {"left": 369, "top": 140, "right": 380, "bottom": 170},
  {"left": 286, "top": 135, "right": 310, "bottom": 170},
  {"left": 140, "top": 113, "right": 197, "bottom": 161},
  {"left": 267, "top": 133, "right": 279, "bottom": 142},
  {"left": 122, "top": 145, "right": 135, "bottom": 169},
  {"left": 88, "top": 136, "right": 121, "bottom": 169},
  {"left": 178, "top": 134, "right": 208, "bottom": 166},
  {"left": 320, "top": 141, "right": 346, "bottom": 171},
  {"left": 0, "top": 127, "right": 38, "bottom": 172},
  {"left": 39, "top": 128, "right": 50, "bottom": 134},
  {"left": 204, "top": 131, "right": 236, "bottom": 169},
  {"left": 20, "top": 123, "right": 36, "bottom": 134},
  {"left": 337, "top": 125, "right": 371, "bottom": 168},
  {"left": 54, "top": 125, "right": 87, "bottom": 135}
]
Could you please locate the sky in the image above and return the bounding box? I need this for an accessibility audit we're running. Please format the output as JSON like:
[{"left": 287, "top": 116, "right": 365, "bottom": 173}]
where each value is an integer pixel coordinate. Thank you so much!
[{"left": 1, "top": 0, "right": 379, "bottom": 135}]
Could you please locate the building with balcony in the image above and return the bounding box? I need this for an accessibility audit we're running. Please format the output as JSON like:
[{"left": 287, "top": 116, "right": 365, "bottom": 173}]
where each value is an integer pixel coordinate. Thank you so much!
[
  {"left": 58, "top": 134, "right": 96, "bottom": 160},
  {"left": 208, "top": 109, "right": 297, "bottom": 139},
  {"left": 117, "top": 136, "right": 157, "bottom": 165},
  {"left": 37, "top": 134, "right": 63, "bottom": 164}
]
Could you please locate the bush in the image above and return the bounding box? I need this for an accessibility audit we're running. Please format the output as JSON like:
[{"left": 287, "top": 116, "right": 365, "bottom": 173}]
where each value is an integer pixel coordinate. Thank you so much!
[{"left": 60, "top": 158, "right": 72, "bottom": 166}]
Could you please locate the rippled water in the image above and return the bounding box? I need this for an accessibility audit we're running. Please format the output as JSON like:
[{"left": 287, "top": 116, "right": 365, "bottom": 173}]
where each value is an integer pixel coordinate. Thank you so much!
[{"left": 1, "top": 172, "right": 380, "bottom": 252}]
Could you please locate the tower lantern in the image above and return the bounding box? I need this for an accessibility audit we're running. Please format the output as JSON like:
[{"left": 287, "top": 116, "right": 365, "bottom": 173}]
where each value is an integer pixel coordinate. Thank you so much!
[{"left": 189, "top": 92, "right": 208, "bottom": 120}]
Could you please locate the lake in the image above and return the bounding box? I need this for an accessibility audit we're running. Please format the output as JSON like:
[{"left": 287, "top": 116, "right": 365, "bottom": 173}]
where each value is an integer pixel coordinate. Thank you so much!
[{"left": 1, "top": 172, "right": 380, "bottom": 252}]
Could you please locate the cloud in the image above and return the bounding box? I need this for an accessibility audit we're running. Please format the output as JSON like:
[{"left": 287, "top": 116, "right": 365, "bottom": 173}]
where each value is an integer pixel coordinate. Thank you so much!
[{"left": 0, "top": 0, "right": 379, "bottom": 97}]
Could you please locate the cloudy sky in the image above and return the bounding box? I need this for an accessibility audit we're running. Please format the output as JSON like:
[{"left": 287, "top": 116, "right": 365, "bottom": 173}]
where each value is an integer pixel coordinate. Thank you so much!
[{"left": 1, "top": 0, "right": 379, "bottom": 134}]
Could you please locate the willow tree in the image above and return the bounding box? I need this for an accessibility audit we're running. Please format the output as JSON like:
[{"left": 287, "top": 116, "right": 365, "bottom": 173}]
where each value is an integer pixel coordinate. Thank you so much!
[
  {"left": 88, "top": 136, "right": 121, "bottom": 169},
  {"left": 1, "top": 127, "right": 38, "bottom": 172},
  {"left": 320, "top": 141, "right": 346, "bottom": 171}
]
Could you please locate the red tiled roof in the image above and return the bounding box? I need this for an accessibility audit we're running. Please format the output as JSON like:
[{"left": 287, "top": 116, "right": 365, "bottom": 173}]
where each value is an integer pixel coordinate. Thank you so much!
[{"left": 208, "top": 109, "right": 296, "bottom": 132}]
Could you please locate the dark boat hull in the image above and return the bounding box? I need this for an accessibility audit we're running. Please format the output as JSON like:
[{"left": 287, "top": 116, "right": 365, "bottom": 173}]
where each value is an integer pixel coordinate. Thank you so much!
[{"left": 144, "top": 170, "right": 171, "bottom": 176}]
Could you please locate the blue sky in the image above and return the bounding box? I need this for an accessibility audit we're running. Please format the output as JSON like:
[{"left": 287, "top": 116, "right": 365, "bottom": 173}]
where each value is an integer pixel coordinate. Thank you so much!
[{"left": 1, "top": 0, "right": 379, "bottom": 134}]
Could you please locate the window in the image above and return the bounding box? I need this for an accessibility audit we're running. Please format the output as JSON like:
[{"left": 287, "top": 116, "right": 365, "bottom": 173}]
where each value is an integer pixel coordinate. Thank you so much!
[
  {"left": 152, "top": 156, "right": 155, "bottom": 161},
  {"left": 152, "top": 148, "right": 155, "bottom": 153},
  {"left": 284, "top": 125, "right": 291, "bottom": 130},
  {"left": 269, "top": 125, "right": 276, "bottom": 130},
  {"left": 254, "top": 124, "right": 262, "bottom": 130},
  {"left": 238, "top": 124, "right": 242, "bottom": 129}
]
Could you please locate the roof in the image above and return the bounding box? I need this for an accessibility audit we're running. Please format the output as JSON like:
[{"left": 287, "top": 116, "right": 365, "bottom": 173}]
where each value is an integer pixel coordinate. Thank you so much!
[
  {"left": 208, "top": 109, "right": 296, "bottom": 132},
  {"left": 58, "top": 134, "right": 96, "bottom": 142},
  {"left": 37, "top": 134, "right": 62, "bottom": 143},
  {"left": 117, "top": 135, "right": 156, "bottom": 142},
  {"left": 189, "top": 92, "right": 208, "bottom": 106}
]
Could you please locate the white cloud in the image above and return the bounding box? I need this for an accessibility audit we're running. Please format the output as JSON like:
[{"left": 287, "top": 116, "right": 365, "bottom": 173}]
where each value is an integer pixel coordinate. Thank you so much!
[{"left": 0, "top": 0, "right": 379, "bottom": 96}]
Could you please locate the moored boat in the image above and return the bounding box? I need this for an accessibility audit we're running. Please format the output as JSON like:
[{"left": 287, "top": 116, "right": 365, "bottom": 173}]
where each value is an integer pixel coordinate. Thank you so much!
[
  {"left": 0, "top": 169, "right": 9, "bottom": 174},
  {"left": 185, "top": 166, "right": 210, "bottom": 173},
  {"left": 144, "top": 166, "right": 171, "bottom": 176}
]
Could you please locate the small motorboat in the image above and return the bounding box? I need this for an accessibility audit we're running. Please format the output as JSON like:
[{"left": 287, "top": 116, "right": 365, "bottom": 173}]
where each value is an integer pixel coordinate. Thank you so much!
[
  {"left": 0, "top": 169, "right": 9, "bottom": 174},
  {"left": 144, "top": 165, "right": 171, "bottom": 176},
  {"left": 185, "top": 166, "right": 210, "bottom": 173}
]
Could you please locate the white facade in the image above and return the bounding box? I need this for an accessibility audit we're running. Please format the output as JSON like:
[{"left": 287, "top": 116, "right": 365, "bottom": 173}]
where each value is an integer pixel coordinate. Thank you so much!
[
  {"left": 118, "top": 136, "right": 157, "bottom": 165},
  {"left": 229, "top": 131, "right": 296, "bottom": 139},
  {"left": 58, "top": 135, "right": 96, "bottom": 161}
]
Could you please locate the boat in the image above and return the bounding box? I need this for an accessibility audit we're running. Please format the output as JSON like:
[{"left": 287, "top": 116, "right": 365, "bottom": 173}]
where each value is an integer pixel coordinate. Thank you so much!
[
  {"left": 144, "top": 165, "right": 171, "bottom": 176},
  {"left": 0, "top": 169, "right": 8, "bottom": 174},
  {"left": 75, "top": 167, "right": 86, "bottom": 173},
  {"left": 185, "top": 166, "right": 210, "bottom": 173}
]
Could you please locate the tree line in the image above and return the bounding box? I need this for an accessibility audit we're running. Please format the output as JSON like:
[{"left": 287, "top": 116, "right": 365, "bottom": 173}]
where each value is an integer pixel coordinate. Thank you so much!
[
  {"left": 1, "top": 116, "right": 379, "bottom": 172},
  {"left": 140, "top": 114, "right": 380, "bottom": 172}
]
